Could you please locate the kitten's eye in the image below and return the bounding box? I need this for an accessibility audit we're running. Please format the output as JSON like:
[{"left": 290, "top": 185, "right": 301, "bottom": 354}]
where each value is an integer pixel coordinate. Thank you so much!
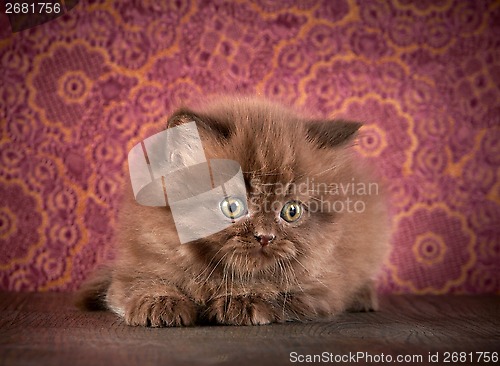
[
  {"left": 220, "top": 196, "right": 247, "bottom": 219},
  {"left": 280, "top": 201, "right": 303, "bottom": 223}
]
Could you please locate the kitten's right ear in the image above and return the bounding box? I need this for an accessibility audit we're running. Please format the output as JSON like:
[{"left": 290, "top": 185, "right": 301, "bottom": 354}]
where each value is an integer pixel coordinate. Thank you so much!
[
  {"left": 167, "top": 108, "right": 233, "bottom": 140},
  {"left": 306, "top": 119, "right": 362, "bottom": 148}
]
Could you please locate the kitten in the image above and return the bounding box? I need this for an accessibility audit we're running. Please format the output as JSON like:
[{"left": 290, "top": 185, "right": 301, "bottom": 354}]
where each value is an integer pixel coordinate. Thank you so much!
[{"left": 78, "top": 96, "right": 390, "bottom": 326}]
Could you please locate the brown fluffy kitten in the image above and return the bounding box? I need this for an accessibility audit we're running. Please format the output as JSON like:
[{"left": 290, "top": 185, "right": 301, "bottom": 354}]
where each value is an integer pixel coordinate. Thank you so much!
[{"left": 78, "top": 97, "right": 390, "bottom": 326}]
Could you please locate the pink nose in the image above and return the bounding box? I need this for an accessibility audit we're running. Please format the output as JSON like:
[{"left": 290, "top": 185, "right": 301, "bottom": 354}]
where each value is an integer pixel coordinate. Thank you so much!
[{"left": 254, "top": 234, "right": 275, "bottom": 247}]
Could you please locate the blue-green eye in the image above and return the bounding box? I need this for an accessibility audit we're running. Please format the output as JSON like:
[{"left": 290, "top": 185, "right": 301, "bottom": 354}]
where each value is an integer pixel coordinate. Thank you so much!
[
  {"left": 280, "top": 201, "right": 302, "bottom": 223},
  {"left": 220, "top": 196, "right": 246, "bottom": 219}
]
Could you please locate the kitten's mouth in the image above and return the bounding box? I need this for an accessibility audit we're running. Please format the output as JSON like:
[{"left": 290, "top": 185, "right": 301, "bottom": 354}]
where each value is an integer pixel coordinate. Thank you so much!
[
  {"left": 232, "top": 243, "right": 273, "bottom": 258},
  {"left": 249, "top": 245, "right": 273, "bottom": 258},
  {"left": 224, "top": 237, "right": 296, "bottom": 271}
]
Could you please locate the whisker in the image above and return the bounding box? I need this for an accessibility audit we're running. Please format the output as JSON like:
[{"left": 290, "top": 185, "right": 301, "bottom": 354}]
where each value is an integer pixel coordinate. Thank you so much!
[
  {"left": 202, "top": 250, "right": 229, "bottom": 285},
  {"left": 194, "top": 246, "right": 226, "bottom": 282}
]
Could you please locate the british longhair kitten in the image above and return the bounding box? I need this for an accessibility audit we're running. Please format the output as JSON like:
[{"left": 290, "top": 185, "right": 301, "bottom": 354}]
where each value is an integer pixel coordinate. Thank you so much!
[{"left": 78, "top": 97, "right": 390, "bottom": 326}]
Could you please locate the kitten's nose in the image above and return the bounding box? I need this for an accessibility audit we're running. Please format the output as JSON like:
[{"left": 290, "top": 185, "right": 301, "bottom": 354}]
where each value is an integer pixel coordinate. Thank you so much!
[{"left": 254, "top": 234, "right": 275, "bottom": 247}]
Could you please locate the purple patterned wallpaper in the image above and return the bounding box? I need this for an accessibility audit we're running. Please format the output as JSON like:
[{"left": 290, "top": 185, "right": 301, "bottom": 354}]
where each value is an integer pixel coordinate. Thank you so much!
[{"left": 0, "top": 0, "right": 499, "bottom": 293}]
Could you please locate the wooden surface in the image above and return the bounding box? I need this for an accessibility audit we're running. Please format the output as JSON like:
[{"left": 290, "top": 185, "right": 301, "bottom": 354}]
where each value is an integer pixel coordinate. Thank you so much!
[{"left": 0, "top": 292, "right": 498, "bottom": 366}]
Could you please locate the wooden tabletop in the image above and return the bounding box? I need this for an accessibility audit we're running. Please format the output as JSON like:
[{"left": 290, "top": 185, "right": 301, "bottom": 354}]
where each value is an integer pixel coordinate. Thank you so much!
[{"left": 0, "top": 292, "right": 498, "bottom": 366}]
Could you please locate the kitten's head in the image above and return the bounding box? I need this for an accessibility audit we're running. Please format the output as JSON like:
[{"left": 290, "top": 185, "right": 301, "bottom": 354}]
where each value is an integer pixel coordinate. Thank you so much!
[{"left": 164, "top": 97, "right": 366, "bottom": 276}]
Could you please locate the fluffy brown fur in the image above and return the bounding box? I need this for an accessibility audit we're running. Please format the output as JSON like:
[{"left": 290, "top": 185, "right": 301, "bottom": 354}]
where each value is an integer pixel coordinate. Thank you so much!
[{"left": 77, "top": 97, "right": 390, "bottom": 326}]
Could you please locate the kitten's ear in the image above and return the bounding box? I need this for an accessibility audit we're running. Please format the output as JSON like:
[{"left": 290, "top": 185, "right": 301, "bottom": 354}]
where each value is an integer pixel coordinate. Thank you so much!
[
  {"left": 167, "top": 108, "right": 233, "bottom": 140},
  {"left": 306, "top": 119, "right": 362, "bottom": 148}
]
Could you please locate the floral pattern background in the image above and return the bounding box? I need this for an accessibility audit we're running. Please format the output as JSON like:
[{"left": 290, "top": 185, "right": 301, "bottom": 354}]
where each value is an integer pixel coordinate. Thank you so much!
[{"left": 0, "top": 0, "right": 499, "bottom": 293}]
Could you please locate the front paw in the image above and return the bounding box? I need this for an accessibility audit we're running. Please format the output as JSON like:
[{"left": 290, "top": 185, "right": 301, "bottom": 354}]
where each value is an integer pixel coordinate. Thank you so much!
[
  {"left": 124, "top": 294, "right": 197, "bottom": 327},
  {"left": 346, "top": 281, "right": 379, "bottom": 313},
  {"left": 207, "top": 295, "right": 280, "bottom": 326}
]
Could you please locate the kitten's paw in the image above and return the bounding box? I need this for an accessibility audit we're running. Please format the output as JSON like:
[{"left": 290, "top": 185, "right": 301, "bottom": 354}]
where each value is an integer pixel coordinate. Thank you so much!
[
  {"left": 207, "top": 295, "right": 279, "bottom": 326},
  {"left": 281, "top": 292, "right": 333, "bottom": 321},
  {"left": 346, "top": 282, "right": 379, "bottom": 312},
  {"left": 124, "top": 294, "right": 197, "bottom": 327}
]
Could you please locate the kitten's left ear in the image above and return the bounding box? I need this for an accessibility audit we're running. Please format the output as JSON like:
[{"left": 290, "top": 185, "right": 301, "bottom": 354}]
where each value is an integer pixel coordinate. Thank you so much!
[{"left": 306, "top": 119, "right": 362, "bottom": 148}]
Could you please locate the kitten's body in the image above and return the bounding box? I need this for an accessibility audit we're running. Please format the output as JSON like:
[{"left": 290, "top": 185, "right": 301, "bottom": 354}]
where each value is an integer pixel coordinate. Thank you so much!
[{"left": 79, "top": 97, "right": 390, "bottom": 326}]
